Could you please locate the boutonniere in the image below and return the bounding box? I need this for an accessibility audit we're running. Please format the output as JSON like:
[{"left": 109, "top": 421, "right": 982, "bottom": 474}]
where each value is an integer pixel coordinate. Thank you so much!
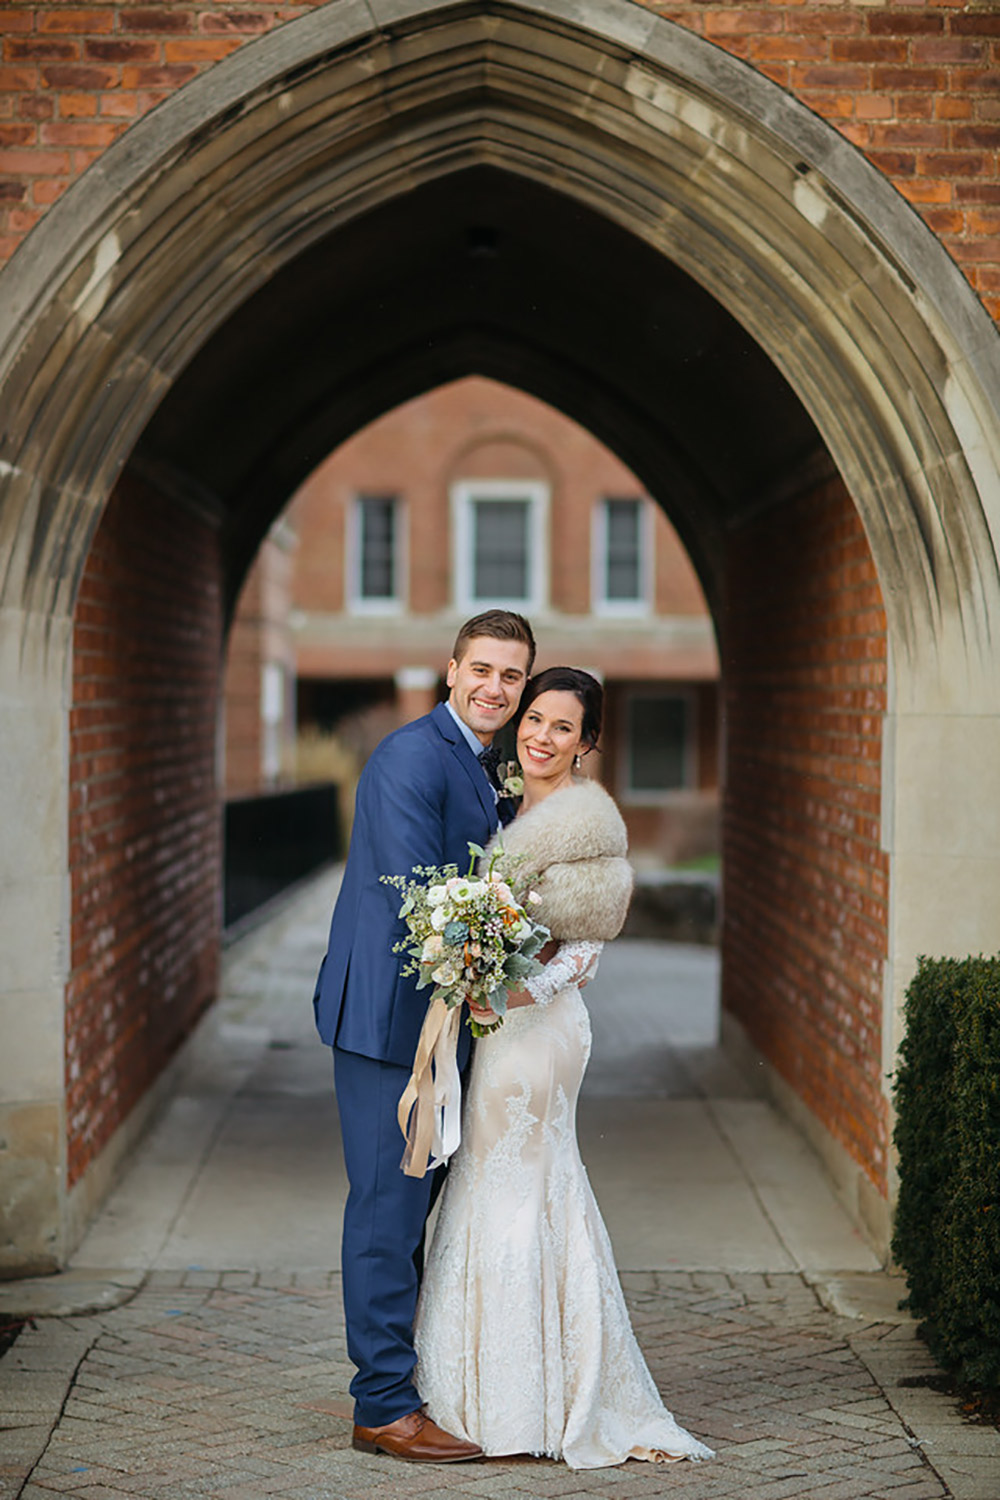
[{"left": 500, "top": 760, "right": 524, "bottom": 798}]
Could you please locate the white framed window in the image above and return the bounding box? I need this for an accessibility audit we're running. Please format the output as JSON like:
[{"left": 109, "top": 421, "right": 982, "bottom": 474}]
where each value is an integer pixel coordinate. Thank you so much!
[
  {"left": 592, "top": 497, "right": 652, "bottom": 615},
  {"left": 347, "top": 494, "right": 404, "bottom": 613},
  {"left": 260, "top": 662, "right": 285, "bottom": 782},
  {"left": 621, "top": 689, "right": 694, "bottom": 802},
  {"left": 452, "top": 480, "right": 548, "bottom": 612}
]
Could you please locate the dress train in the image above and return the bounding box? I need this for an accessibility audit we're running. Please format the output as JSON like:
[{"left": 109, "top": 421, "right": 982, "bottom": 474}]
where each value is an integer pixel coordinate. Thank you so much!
[{"left": 414, "top": 943, "right": 713, "bottom": 1469}]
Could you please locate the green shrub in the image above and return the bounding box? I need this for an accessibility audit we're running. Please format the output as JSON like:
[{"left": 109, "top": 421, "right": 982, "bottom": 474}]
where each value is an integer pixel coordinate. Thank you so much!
[{"left": 892, "top": 956, "right": 1000, "bottom": 1390}]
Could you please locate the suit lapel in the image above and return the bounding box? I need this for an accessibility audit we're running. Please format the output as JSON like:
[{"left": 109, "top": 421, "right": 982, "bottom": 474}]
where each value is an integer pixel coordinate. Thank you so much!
[{"left": 431, "top": 702, "right": 498, "bottom": 831}]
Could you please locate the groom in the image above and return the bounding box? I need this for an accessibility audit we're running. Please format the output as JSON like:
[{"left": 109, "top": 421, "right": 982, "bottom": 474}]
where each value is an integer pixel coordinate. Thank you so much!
[{"left": 313, "top": 609, "right": 535, "bottom": 1462}]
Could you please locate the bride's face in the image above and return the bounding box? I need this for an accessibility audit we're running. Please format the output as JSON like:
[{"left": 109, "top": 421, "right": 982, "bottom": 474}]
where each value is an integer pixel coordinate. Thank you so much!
[{"left": 517, "top": 690, "right": 586, "bottom": 784}]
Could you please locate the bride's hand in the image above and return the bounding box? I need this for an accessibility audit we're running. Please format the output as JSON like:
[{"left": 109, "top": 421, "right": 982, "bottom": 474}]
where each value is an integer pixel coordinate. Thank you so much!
[{"left": 467, "top": 996, "right": 499, "bottom": 1026}]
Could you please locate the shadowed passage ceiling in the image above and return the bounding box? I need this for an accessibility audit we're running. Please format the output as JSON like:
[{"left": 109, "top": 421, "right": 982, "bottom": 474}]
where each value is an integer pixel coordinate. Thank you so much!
[{"left": 135, "top": 166, "right": 822, "bottom": 612}]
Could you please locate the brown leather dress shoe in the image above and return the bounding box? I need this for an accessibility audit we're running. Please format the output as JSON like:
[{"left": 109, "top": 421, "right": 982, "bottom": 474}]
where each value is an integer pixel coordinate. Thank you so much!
[{"left": 352, "top": 1409, "right": 483, "bottom": 1462}]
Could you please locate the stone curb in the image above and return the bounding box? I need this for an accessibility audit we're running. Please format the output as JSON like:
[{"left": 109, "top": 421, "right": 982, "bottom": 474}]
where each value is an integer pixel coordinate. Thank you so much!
[
  {"left": 807, "top": 1270, "right": 913, "bottom": 1325},
  {"left": 0, "top": 1267, "right": 144, "bottom": 1319},
  {"left": 809, "top": 1271, "right": 999, "bottom": 1500}
]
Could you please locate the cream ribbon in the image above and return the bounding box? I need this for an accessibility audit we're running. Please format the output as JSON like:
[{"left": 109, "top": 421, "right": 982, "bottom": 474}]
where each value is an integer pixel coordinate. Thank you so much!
[{"left": 397, "top": 996, "right": 463, "bottom": 1178}]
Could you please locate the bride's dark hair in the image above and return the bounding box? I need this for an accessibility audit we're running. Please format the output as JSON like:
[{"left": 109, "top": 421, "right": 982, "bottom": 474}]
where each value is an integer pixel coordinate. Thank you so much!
[{"left": 517, "top": 667, "right": 603, "bottom": 751}]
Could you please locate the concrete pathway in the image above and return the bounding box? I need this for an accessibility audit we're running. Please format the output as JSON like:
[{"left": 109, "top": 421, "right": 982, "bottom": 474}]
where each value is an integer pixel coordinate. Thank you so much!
[{"left": 2, "top": 868, "right": 997, "bottom": 1499}]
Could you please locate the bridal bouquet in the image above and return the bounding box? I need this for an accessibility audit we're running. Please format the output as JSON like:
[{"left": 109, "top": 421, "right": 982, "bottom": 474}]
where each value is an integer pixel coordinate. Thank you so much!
[{"left": 382, "top": 842, "right": 550, "bottom": 1036}]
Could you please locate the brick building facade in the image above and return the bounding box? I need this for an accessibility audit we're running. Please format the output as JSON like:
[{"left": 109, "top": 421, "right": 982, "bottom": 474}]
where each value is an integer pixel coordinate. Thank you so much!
[
  {"left": 225, "top": 377, "right": 720, "bottom": 866},
  {"left": 2, "top": 0, "right": 999, "bottom": 1271}
]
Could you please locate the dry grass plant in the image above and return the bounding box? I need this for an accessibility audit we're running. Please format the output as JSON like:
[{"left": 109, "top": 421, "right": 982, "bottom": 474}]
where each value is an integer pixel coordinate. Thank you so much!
[{"left": 286, "top": 728, "right": 361, "bottom": 843}]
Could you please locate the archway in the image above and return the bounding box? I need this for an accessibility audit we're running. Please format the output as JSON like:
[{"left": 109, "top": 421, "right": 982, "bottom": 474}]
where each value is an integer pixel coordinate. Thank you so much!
[
  {"left": 2, "top": 0, "right": 998, "bottom": 1272},
  {"left": 222, "top": 371, "right": 724, "bottom": 874}
]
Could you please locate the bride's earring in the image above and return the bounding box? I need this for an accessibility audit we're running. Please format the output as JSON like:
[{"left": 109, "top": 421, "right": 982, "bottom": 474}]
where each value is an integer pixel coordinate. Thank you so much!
[{"left": 573, "top": 753, "right": 582, "bottom": 770}]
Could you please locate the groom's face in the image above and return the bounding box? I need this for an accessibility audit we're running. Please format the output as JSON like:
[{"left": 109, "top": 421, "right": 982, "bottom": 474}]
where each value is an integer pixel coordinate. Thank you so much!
[{"left": 446, "top": 636, "right": 531, "bottom": 745}]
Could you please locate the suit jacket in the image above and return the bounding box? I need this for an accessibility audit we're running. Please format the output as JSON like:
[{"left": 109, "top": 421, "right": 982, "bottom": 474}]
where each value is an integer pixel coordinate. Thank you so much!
[{"left": 313, "top": 701, "right": 500, "bottom": 1068}]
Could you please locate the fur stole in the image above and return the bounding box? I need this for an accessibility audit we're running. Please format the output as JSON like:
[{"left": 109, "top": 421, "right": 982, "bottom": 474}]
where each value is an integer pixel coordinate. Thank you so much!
[{"left": 482, "top": 778, "right": 634, "bottom": 942}]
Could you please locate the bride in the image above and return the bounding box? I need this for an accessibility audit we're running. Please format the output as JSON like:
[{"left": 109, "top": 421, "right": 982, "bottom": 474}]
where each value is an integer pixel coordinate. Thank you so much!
[{"left": 412, "top": 667, "right": 714, "bottom": 1470}]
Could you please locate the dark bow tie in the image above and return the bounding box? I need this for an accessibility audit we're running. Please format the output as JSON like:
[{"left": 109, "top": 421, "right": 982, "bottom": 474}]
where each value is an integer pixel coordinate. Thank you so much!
[{"left": 477, "top": 742, "right": 503, "bottom": 792}]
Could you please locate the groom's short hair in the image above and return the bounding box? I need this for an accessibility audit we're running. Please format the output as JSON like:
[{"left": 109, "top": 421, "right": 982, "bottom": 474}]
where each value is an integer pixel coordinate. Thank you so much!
[{"left": 452, "top": 610, "right": 536, "bottom": 674}]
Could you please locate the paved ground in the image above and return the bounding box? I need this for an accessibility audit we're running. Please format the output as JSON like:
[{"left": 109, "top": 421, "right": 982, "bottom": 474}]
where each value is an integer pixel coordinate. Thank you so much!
[{"left": 3, "top": 869, "right": 998, "bottom": 1500}]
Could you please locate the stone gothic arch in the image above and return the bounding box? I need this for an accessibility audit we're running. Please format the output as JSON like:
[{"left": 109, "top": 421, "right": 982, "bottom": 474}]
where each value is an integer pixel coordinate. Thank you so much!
[{"left": 1, "top": 0, "right": 998, "bottom": 1269}]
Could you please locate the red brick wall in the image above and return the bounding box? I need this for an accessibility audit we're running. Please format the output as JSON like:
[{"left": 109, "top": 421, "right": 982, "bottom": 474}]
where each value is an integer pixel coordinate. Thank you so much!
[
  {"left": 224, "top": 529, "right": 295, "bottom": 796},
  {"left": 723, "top": 472, "right": 890, "bottom": 1191},
  {"left": 224, "top": 559, "right": 266, "bottom": 797},
  {"left": 1, "top": 3, "right": 999, "bottom": 319},
  {"left": 67, "top": 471, "right": 222, "bottom": 1187},
  {"left": 658, "top": 3, "right": 1000, "bottom": 320}
]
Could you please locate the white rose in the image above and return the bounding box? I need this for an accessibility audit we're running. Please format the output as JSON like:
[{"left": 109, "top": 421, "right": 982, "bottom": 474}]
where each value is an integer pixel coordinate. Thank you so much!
[
  {"left": 422, "top": 934, "right": 444, "bottom": 961},
  {"left": 433, "top": 963, "right": 459, "bottom": 986},
  {"left": 430, "top": 906, "right": 449, "bottom": 931},
  {"left": 447, "top": 878, "right": 483, "bottom": 903}
]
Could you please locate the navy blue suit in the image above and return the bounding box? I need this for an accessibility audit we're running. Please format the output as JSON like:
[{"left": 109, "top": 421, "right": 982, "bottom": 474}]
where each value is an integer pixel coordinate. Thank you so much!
[{"left": 314, "top": 701, "right": 500, "bottom": 1425}]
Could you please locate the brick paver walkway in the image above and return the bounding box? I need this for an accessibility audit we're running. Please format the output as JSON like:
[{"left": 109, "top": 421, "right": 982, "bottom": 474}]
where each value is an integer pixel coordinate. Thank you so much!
[
  {"left": 4, "top": 872, "right": 997, "bottom": 1499},
  {"left": 5, "top": 1268, "right": 949, "bottom": 1500}
]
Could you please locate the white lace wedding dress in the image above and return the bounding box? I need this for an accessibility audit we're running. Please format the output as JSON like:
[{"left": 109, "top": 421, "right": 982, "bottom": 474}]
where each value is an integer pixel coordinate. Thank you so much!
[{"left": 413, "top": 941, "right": 714, "bottom": 1469}]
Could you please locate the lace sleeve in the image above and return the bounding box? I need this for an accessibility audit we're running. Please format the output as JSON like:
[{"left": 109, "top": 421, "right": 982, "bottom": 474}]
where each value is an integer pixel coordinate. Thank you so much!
[{"left": 523, "top": 940, "right": 603, "bottom": 1007}]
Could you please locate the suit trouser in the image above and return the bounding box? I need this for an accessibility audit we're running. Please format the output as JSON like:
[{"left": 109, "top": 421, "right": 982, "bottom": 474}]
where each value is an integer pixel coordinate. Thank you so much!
[{"left": 333, "top": 1046, "right": 439, "bottom": 1427}]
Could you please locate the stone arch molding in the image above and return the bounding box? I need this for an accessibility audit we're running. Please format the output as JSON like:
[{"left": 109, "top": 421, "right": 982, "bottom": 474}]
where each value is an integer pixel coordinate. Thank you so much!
[{"left": 0, "top": 0, "right": 999, "bottom": 711}]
